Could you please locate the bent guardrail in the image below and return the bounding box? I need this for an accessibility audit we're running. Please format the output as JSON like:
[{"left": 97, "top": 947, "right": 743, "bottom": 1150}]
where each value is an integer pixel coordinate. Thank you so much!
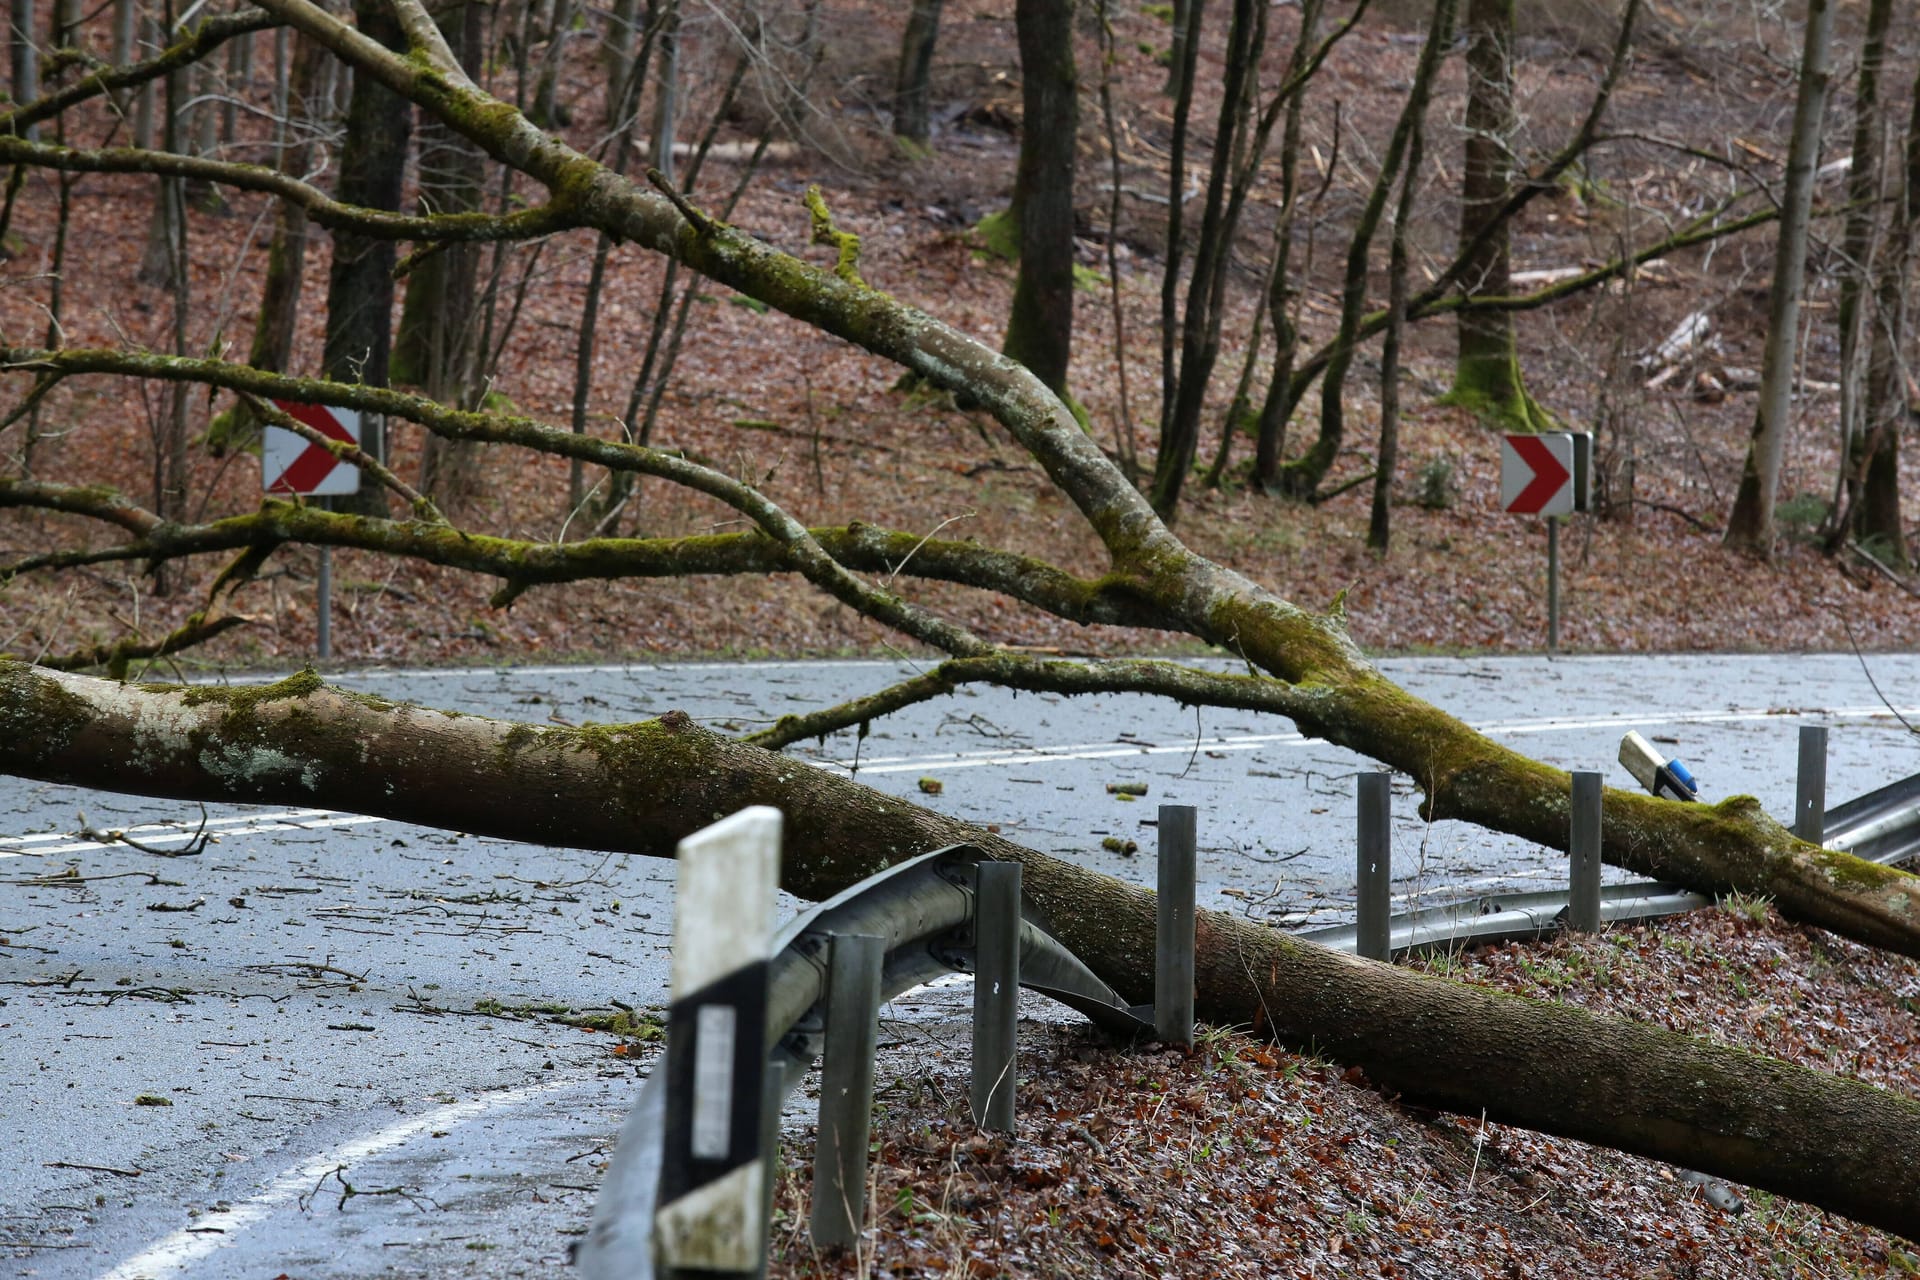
[{"left": 573, "top": 808, "right": 1186, "bottom": 1279}]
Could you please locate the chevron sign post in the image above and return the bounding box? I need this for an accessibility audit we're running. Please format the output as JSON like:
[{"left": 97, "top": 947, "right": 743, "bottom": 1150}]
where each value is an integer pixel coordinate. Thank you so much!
[
  {"left": 263, "top": 400, "right": 362, "bottom": 497},
  {"left": 263, "top": 400, "right": 362, "bottom": 659},
  {"left": 655, "top": 807, "right": 780, "bottom": 1277},
  {"left": 1500, "top": 433, "right": 1574, "bottom": 515},
  {"left": 1500, "top": 433, "right": 1592, "bottom": 652}
]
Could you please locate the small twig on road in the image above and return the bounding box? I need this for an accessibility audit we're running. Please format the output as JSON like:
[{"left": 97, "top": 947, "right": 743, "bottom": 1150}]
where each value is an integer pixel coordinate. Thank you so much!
[
  {"left": 1839, "top": 613, "right": 1920, "bottom": 737},
  {"left": 44, "top": 1160, "right": 141, "bottom": 1177},
  {"left": 4, "top": 869, "right": 184, "bottom": 887},
  {"left": 299, "top": 1165, "right": 438, "bottom": 1213},
  {"left": 76, "top": 805, "right": 213, "bottom": 858}
]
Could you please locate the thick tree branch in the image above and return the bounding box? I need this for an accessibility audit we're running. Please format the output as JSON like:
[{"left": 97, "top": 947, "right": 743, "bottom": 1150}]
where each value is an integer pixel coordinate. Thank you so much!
[
  {"left": 745, "top": 653, "right": 1306, "bottom": 749},
  {"left": 0, "top": 136, "right": 577, "bottom": 243},
  {"left": 0, "top": 476, "right": 161, "bottom": 536},
  {"left": 0, "top": 484, "right": 1172, "bottom": 629},
  {"left": 0, "top": 8, "right": 278, "bottom": 135},
  {"left": 2, "top": 353, "right": 991, "bottom": 658}
]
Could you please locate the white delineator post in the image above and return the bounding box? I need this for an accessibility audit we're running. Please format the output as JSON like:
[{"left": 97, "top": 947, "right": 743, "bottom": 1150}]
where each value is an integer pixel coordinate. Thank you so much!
[{"left": 654, "top": 807, "right": 781, "bottom": 1277}]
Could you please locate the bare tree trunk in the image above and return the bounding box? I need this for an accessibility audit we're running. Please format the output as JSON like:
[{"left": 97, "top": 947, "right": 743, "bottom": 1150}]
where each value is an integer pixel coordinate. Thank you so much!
[
  {"left": 130, "top": 10, "right": 154, "bottom": 148},
  {"left": 1370, "top": 28, "right": 1432, "bottom": 552},
  {"left": 5, "top": 663, "right": 1920, "bottom": 1240},
  {"left": 1286, "top": 0, "right": 1451, "bottom": 500},
  {"left": 400, "top": 1, "right": 488, "bottom": 507},
  {"left": 1848, "top": 47, "right": 1920, "bottom": 568},
  {"left": 1725, "top": 0, "right": 1836, "bottom": 554},
  {"left": 323, "top": 0, "right": 413, "bottom": 517},
  {"left": 1827, "top": 0, "right": 1892, "bottom": 542},
  {"left": 1001, "top": 0, "right": 1078, "bottom": 402},
  {"left": 893, "top": 0, "right": 942, "bottom": 148},
  {"left": 1148, "top": 0, "right": 1261, "bottom": 518},
  {"left": 528, "top": 0, "right": 578, "bottom": 128},
  {"left": 600, "top": 0, "right": 639, "bottom": 118},
  {"left": 1251, "top": 3, "right": 1319, "bottom": 493},
  {"left": 205, "top": 31, "right": 329, "bottom": 454},
  {"left": 9, "top": 0, "right": 39, "bottom": 140}
]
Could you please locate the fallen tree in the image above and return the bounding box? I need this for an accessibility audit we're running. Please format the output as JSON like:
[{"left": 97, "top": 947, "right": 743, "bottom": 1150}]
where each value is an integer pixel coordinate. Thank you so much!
[
  {"left": 2, "top": 0, "right": 1913, "bottom": 962},
  {"left": 2, "top": 659, "right": 1916, "bottom": 1239}
]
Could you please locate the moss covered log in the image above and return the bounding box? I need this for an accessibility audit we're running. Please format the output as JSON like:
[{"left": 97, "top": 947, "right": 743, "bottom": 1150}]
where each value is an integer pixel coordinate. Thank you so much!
[{"left": 2, "top": 661, "right": 1917, "bottom": 1238}]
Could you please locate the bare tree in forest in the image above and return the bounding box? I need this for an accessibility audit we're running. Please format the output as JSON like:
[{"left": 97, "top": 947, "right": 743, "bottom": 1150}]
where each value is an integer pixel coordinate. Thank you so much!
[
  {"left": 1280, "top": 0, "right": 1449, "bottom": 502},
  {"left": 1724, "top": 0, "right": 1835, "bottom": 554},
  {"left": 321, "top": 0, "right": 414, "bottom": 516},
  {"left": 205, "top": 30, "right": 330, "bottom": 452},
  {"left": 1000, "top": 0, "right": 1077, "bottom": 402},
  {"left": 1369, "top": 2, "right": 1441, "bottom": 551},
  {"left": 394, "top": 0, "right": 487, "bottom": 507},
  {"left": 1840, "top": 45, "right": 1920, "bottom": 568},
  {"left": 893, "top": 0, "right": 942, "bottom": 149}
]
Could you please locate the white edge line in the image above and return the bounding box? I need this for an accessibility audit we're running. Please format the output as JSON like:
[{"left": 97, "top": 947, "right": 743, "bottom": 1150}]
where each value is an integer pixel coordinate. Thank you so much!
[{"left": 92, "top": 1077, "right": 583, "bottom": 1280}]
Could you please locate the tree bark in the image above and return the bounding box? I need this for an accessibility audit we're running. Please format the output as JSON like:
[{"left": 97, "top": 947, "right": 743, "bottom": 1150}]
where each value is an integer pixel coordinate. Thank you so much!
[
  {"left": 893, "top": 0, "right": 942, "bottom": 148},
  {"left": 395, "top": 0, "right": 487, "bottom": 508},
  {"left": 321, "top": 0, "right": 413, "bottom": 517},
  {"left": 1442, "top": 0, "right": 1540, "bottom": 429},
  {"left": 1725, "top": 0, "right": 1835, "bottom": 554},
  {"left": 1001, "top": 0, "right": 1077, "bottom": 402},
  {"left": 2, "top": 660, "right": 1917, "bottom": 1239},
  {"left": 1845, "top": 35, "right": 1920, "bottom": 567}
]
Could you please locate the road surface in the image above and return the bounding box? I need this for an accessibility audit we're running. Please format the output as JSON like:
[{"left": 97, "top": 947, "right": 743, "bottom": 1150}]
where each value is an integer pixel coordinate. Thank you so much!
[{"left": 3, "top": 652, "right": 1917, "bottom": 1276}]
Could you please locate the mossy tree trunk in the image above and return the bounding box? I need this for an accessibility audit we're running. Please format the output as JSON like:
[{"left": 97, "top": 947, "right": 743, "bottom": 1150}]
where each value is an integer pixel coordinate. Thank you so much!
[
  {"left": 1440, "top": 0, "right": 1544, "bottom": 430},
  {"left": 3, "top": 661, "right": 1919, "bottom": 1239},
  {"left": 1001, "top": 0, "right": 1078, "bottom": 402}
]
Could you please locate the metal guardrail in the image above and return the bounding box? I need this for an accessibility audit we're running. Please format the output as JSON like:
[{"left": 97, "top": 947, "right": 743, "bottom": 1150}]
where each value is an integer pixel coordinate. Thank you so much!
[
  {"left": 571, "top": 842, "right": 1153, "bottom": 1279},
  {"left": 1299, "top": 765, "right": 1920, "bottom": 958}
]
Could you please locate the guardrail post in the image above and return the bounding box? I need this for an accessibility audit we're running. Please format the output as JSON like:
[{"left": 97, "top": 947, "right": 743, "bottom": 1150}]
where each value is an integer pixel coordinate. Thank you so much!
[
  {"left": 1796, "top": 725, "right": 1828, "bottom": 845},
  {"left": 971, "top": 861, "right": 1021, "bottom": 1133},
  {"left": 1569, "top": 771, "right": 1603, "bottom": 933},
  {"left": 1356, "top": 773, "right": 1391, "bottom": 961},
  {"left": 1155, "top": 804, "right": 1197, "bottom": 1047},
  {"left": 655, "top": 807, "right": 781, "bottom": 1279},
  {"left": 811, "top": 933, "right": 884, "bottom": 1250}
]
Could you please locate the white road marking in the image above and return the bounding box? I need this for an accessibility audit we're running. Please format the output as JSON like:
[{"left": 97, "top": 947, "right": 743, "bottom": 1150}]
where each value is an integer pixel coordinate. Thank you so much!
[
  {"left": 811, "top": 705, "right": 1920, "bottom": 776},
  {"left": 0, "top": 813, "right": 384, "bottom": 860},
  {"left": 92, "top": 1078, "right": 585, "bottom": 1280}
]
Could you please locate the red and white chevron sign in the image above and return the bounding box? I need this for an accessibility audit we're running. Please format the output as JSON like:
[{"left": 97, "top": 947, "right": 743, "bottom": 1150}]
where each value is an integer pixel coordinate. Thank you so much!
[
  {"left": 1500, "top": 432, "right": 1574, "bottom": 516},
  {"left": 263, "top": 400, "right": 362, "bottom": 497}
]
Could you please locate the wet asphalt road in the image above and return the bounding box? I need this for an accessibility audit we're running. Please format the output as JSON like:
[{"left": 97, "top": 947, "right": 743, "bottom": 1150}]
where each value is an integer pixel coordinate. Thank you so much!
[{"left": 4, "top": 653, "right": 1919, "bottom": 1277}]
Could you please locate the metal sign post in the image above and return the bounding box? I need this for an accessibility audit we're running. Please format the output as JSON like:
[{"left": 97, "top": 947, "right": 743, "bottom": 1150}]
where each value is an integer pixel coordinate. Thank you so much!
[
  {"left": 1500, "top": 432, "right": 1590, "bottom": 654},
  {"left": 655, "top": 807, "right": 780, "bottom": 1278}
]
